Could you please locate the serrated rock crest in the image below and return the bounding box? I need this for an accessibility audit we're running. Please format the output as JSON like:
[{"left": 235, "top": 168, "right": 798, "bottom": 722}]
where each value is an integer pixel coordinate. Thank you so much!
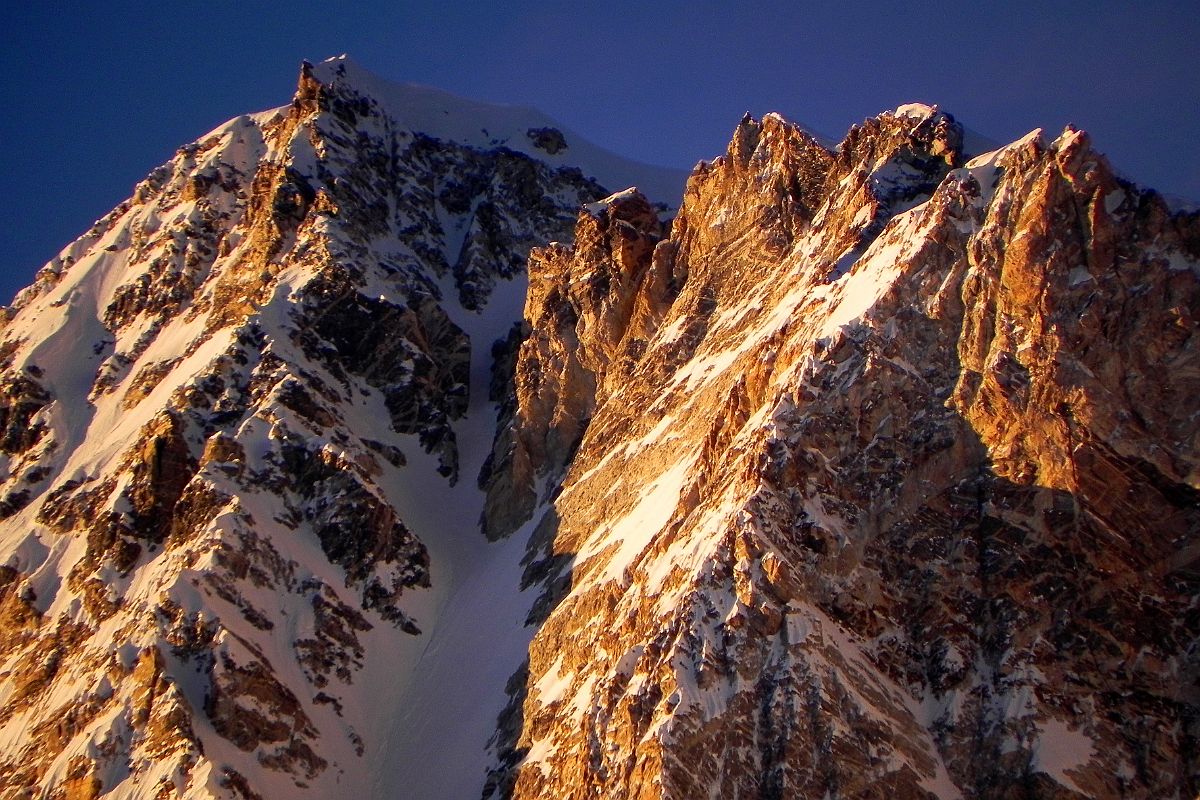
[{"left": 0, "top": 63, "right": 1197, "bottom": 800}]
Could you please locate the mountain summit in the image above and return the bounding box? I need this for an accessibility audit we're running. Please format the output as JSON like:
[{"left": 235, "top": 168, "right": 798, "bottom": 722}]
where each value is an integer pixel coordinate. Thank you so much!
[{"left": 0, "top": 57, "right": 1196, "bottom": 799}]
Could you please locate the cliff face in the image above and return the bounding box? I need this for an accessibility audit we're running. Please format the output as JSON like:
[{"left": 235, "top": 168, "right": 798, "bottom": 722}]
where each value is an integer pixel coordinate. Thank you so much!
[
  {"left": 1, "top": 59, "right": 1198, "bottom": 800},
  {"left": 482, "top": 107, "right": 1200, "bottom": 798}
]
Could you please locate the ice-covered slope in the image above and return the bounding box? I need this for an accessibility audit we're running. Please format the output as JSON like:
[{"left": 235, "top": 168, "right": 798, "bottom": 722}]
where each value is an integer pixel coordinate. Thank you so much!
[{"left": 0, "top": 56, "right": 685, "bottom": 798}]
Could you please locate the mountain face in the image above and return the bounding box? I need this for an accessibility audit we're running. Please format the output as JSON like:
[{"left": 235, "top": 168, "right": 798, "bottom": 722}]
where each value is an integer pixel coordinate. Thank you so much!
[
  {"left": 0, "top": 59, "right": 1197, "bottom": 800},
  {"left": 0, "top": 57, "right": 682, "bottom": 799},
  {"left": 481, "top": 109, "right": 1200, "bottom": 799}
]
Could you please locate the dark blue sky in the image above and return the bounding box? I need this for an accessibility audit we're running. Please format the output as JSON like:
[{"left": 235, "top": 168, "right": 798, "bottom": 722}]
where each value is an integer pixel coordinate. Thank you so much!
[{"left": 3, "top": 1, "right": 1198, "bottom": 303}]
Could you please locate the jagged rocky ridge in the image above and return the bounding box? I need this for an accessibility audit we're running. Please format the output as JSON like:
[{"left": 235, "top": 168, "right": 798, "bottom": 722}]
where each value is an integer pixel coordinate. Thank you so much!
[
  {"left": 0, "top": 58, "right": 1196, "bottom": 800},
  {"left": 481, "top": 108, "right": 1200, "bottom": 798}
]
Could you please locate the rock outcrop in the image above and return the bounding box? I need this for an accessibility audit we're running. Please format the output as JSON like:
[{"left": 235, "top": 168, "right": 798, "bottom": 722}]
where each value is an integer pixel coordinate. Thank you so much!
[{"left": 481, "top": 188, "right": 674, "bottom": 539}]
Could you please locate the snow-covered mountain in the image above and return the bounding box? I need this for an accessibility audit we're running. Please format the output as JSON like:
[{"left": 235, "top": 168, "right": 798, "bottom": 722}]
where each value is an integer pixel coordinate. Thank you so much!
[
  {"left": 0, "top": 57, "right": 1198, "bottom": 799},
  {"left": 0, "top": 56, "right": 683, "bottom": 798}
]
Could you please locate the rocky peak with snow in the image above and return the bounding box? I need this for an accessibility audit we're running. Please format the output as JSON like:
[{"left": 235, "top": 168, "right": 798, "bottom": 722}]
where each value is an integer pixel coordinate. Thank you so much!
[
  {"left": 0, "top": 57, "right": 1198, "bottom": 800},
  {"left": 0, "top": 56, "right": 682, "bottom": 798},
  {"left": 481, "top": 107, "right": 1200, "bottom": 799}
]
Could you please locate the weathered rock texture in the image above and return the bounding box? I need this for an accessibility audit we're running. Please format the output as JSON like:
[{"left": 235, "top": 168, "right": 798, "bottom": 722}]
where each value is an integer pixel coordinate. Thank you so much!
[
  {"left": 1, "top": 60, "right": 1197, "bottom": 800},
  {"left": 0, "top": 57, "right": 682, "bottom": 799},
  {"left": 482, "top": 107, "right": 1200, "bottom": 799}
]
